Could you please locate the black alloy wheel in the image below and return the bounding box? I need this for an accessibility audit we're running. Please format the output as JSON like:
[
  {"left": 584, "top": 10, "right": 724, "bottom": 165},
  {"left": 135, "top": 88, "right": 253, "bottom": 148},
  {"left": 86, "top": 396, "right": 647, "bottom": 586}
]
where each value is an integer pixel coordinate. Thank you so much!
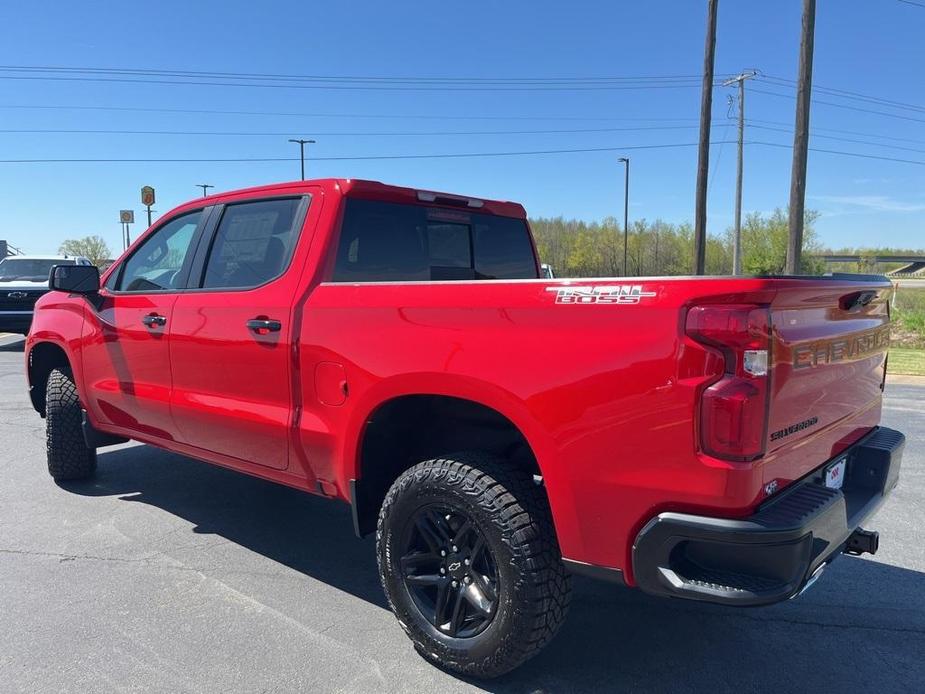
[
  {"left": 376, "top": 454, "right": 572, "bottom": 678},
  {"left": 398, "top": 504, "right": 499, "bottom": 638}
]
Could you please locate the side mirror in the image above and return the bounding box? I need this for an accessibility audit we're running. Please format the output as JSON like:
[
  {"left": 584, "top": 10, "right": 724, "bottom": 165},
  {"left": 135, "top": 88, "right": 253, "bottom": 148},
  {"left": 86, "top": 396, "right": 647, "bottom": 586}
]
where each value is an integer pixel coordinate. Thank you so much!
[{"left": 50, "top": 264, "right": 100, "bottom": 294}]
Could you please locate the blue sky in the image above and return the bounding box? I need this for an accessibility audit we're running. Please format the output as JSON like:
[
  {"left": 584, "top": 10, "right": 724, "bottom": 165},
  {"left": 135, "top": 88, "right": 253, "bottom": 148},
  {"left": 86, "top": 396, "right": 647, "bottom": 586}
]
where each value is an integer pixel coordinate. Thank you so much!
[{"left": 1, "top": 0, "right": 923, "bottom": 256}]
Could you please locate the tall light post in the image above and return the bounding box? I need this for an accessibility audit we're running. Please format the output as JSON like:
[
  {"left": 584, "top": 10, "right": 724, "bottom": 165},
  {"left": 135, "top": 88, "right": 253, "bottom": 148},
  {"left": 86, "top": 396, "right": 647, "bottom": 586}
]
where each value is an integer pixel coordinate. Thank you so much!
[
  {"left": 196, "top": 184, "right": 214, "bottom": 197},
  {"left": 618, "top": 157, "right": 630, "bottom": 276},
  {"left": 288, "top": 138, "right": 316, "bottom": 180}
]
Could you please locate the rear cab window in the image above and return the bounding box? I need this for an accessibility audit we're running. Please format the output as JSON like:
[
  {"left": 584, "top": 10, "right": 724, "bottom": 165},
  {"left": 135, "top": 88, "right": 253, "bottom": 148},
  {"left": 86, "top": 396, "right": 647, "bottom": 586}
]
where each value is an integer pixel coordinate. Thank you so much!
[
  {"left": 201, "top": 197, "right": 302, "bottom": 289},
  {"left": 332, "top": 198, "right": 538, "bottom": 282}
]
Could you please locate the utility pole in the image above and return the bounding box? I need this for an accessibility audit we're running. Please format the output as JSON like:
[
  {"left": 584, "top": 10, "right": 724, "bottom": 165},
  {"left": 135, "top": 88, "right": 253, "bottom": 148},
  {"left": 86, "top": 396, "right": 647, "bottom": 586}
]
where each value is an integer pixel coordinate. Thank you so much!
[
  {"left": 693, "top": 0, "right": 719, "bottom": 275},
  {"left": 722, "top": 70, "right": 758, "bottom": 275},
  {"left": 786, "top": 0, "right": 816, "bottom": 275},
  {"left": 618, "top": 157, "right": 630, "bottom": 276},
  {"left": 196, "top": 184, "right": 214, "bottom": 197},
  {"left": 288, "top": 138, "right": 316, "bottom": 180}
]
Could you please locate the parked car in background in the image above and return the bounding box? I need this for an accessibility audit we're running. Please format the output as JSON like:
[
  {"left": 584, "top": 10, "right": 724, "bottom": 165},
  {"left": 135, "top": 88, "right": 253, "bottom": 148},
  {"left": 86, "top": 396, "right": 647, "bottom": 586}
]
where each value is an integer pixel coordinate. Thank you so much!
[
  {"left": 24, "top": 179, "right": 904, "bottom": 678},
  {"left": 0, "top": 255, "right": 91, "bottom": 334}
]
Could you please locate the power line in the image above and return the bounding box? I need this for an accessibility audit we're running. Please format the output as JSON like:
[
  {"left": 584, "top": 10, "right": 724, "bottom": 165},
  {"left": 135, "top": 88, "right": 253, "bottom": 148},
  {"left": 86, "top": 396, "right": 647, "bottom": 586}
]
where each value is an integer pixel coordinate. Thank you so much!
[
  {"left": 8, "top": 120, "right": 923, "bottom": 157},
  {"left": 749, "top": 117, "right": 925, "bottom": 147},
  {"left": 0, "top": 102, "right": 707, "bottom": 122},
  {"left": 5, "top": 102, "right": 921, "bottom": 150},
  {"left": 0, "top": 64, "right": 728, "bottom": 84},
  {"left": 707, "top": 119, "right": 733, "bottom": 193},
  {"left": 752, "top": 140, "right": 925, "bottom": 167},
  {"left": 897, "top": 0, "right": 925, "bottom": 8},
  {"left": 0, "top": 124, "right": 720, "bottom": 137},
  {"left": 0, "top": 74, "right": 712, "bottom": 93},
  {"left": 749, "top": 123, "right": 925, "bottom": 155},
  {"left": 1, "top": 140, "right": 924, "bottom": 168},
  {"left": 750, "top": 86, "right": 925, "bottom": 125},
  {"left": 0, "top": 140, "right": 736, "bottom": 164},
  {"left": 0, "top": 65, "right": 694, "bottom": 81},
  {"left": 0, "top": 64, "right": 745, "bottom": 92},
  {"left": 762, "top": 74, "right": 925, "bottom": 114}
]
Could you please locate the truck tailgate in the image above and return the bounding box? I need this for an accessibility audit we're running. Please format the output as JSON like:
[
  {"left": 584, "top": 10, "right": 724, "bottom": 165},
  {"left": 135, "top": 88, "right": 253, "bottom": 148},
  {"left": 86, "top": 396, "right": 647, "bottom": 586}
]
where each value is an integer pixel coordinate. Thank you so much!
[{"left": 766, "top": 279, "right": 891, "bottom": 472}]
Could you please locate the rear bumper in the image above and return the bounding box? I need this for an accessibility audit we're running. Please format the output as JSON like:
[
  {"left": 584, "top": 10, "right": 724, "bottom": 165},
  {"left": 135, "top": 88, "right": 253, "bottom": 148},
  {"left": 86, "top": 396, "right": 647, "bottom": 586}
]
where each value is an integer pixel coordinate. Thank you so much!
[{"left": 632, "top": 426, "right": 904, "bottom": 606}]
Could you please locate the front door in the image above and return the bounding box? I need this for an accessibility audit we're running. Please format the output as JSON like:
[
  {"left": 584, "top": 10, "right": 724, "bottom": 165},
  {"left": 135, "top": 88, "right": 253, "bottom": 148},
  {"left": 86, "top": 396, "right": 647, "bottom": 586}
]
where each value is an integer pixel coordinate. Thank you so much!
[
  {"left": 168, "top": 195, "right": 311, "bottom": 469},
  {"left": 82, "top": 209, "right": 206, "bottom": 440}
]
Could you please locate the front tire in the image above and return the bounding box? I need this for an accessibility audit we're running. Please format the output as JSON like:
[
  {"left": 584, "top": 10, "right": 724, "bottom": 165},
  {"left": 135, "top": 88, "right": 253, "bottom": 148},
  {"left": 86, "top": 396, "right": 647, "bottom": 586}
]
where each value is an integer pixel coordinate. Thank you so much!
[
  {"left": 376, "top": 453, "right": 571, "bottom": 678},
  {"left": 45, "top": 367, "right": 96, "bottom": 481}
]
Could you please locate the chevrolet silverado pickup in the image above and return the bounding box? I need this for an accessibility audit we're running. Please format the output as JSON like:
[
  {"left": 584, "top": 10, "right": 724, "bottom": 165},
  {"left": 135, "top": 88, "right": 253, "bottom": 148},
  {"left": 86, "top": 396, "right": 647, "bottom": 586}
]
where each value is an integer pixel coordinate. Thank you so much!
[
  {"left": 0, "top": 254, "right": 91, "bottom": 334},
  {"left": 26, "top": 179, "right": 904, "bottom": 677}
]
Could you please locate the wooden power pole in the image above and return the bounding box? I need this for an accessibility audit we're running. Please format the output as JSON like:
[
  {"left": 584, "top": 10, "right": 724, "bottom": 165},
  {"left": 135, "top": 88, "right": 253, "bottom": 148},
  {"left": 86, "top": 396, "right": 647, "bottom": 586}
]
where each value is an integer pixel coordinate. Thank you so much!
[
  {"left": 693, "top": 0, "right": 719, "bottom": 275},
  {"left": 786, "top": 0, "right": 816, "bottom": 275}
]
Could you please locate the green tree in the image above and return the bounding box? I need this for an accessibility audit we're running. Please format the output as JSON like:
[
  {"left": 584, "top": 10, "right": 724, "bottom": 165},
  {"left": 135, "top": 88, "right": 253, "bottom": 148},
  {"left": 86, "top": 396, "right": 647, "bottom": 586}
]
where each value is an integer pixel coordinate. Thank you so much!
[
  {"left": 735, "top": 208, "right": 825, "bottom": 275},
  {"left": 529, "top": 207, "right": 831, "bottom": 278},
  {"left": 58, "top": 235, "right": 111, "bottom": 267}
]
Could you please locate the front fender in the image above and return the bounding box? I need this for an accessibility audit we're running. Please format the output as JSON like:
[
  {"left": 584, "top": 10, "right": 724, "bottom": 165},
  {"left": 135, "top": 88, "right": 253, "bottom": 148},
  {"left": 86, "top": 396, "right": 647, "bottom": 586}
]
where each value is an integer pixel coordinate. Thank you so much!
[{"left": 26, "top": 293, "right": 88, "bottom": 414}]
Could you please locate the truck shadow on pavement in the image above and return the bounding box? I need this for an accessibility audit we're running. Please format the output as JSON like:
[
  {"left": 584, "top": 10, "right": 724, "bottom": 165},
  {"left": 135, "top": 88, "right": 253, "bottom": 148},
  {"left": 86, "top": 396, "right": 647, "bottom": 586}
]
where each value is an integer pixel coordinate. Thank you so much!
[
  {"left": 63, "top": 444, "right": 925, "bottom": 692},
  {"left": 0, "top": 338, "right": 25, "bottom": 352}
]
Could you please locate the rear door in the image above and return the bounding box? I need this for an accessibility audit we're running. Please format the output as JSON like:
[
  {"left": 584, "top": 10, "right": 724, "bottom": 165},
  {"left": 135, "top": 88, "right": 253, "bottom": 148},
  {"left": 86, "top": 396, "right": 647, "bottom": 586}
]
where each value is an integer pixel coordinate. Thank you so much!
[
  {"left": 767, "top": 278, "right": 891, "bottom": 467},
  {"left": 82, "top": 209, "right": 207, "bottom": 439},
  {"left": 168, "top": 195, "right": 312, "bottom": 469}
]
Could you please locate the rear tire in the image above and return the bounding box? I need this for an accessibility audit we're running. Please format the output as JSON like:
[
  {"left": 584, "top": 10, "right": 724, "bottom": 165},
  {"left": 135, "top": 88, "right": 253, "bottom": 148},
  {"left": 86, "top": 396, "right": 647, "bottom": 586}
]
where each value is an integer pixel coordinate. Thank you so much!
[
  {"left": 45, "top": 367, "right": 96, "bottom": 481},
  {"left": 376, "top": 452, "right": 571, "bottom": 678}
]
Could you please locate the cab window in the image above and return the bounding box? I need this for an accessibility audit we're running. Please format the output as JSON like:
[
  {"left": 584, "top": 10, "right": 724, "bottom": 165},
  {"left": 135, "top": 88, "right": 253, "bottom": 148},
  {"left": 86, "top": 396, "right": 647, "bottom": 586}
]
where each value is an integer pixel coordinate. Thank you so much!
[
  {"left": 332, "top": 199, "right": 538, "bottom": 282},
  {"left": 200, "top": 198, "right": 301, "bottom": 289},
  {"left": 112, "top": 211, "right": 202, "bottom": 292}
]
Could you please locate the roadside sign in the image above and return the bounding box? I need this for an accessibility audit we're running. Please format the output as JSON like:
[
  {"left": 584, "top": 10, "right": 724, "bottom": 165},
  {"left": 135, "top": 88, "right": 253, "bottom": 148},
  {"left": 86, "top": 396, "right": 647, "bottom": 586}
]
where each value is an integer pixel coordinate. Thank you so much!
[
  {"left": 119, "top": 210, "right": 134, "bottom": 224},
  {"left": 141, "top": 186, "right": 156, "bottom": 206}
]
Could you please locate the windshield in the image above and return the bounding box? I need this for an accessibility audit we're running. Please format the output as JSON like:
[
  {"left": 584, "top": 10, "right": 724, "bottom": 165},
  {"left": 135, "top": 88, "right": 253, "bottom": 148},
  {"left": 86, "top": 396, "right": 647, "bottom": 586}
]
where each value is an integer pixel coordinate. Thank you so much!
[{"left": 0, "top": 258, "right": 74, "bottom": 282}]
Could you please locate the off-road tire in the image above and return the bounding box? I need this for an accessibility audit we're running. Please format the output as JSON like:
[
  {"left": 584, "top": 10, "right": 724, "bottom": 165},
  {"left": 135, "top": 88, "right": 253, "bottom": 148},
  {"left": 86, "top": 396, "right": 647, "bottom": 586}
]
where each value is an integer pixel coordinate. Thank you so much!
[
  {"left": 377, "top": 452, "right": 571, "bottom": 678},
  {"left": 45, "top": 367, "right": 96, "bottom": 480}
]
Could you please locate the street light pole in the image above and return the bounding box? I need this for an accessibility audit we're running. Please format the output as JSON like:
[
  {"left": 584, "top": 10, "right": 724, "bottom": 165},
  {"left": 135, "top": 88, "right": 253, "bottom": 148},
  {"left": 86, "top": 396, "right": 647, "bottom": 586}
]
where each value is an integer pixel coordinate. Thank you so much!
[
  {"left": 618, "top": 157, "right": 630, "bottom": 276},
  {"left": 288, "top": 138, "right": 316, "bottom": 180},
  {"left": 196, "top": 184, "right": 214, "bottom": 197}
]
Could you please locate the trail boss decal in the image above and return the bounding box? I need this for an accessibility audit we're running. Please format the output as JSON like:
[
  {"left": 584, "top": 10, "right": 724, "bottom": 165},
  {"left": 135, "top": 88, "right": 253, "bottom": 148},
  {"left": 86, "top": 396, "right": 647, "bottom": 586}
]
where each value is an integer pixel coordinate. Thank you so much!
[{"left": 546, "top": 285, "right": 657, "bottom": 305}]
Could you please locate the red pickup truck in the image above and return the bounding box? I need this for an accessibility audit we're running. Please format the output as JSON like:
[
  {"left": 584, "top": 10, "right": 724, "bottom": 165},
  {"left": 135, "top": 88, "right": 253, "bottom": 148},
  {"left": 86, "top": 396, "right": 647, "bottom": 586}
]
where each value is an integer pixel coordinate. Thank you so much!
[{"left": 26, "top": 179, "right": 903, "bottom": 677}]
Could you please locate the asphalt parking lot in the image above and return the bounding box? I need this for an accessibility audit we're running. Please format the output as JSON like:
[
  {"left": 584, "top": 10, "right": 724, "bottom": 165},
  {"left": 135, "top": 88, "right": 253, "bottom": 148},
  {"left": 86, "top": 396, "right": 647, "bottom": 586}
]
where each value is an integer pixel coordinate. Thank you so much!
[{"left": 1, "top": 334, "right": 923, "bottom": 693}]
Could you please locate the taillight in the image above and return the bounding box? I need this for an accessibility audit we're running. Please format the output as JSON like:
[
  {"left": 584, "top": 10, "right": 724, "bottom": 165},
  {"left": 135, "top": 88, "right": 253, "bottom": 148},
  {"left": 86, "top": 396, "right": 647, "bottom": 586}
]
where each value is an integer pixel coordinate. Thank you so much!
[{"left": 686, "top": 304, "right": 771, "bottom": 461}]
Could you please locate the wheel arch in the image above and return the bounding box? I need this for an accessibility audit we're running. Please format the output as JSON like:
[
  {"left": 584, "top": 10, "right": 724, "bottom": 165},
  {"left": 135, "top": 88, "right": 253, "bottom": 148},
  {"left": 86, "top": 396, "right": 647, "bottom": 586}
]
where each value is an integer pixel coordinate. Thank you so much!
[
  {"left": 27, "top": 340, "right": 73, "bottom": 417},
  {"left": 345, "top": 378, "right": 574, "bottom": 545}
]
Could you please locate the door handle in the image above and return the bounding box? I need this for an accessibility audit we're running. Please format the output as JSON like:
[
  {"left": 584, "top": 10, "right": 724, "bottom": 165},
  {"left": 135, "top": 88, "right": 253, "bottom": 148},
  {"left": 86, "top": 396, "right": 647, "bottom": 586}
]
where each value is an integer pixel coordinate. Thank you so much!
[
  {"left": 142, "top": 314, "right": 167, "bottom": 327},
  {"left": 246, "top": 318, "right": 282, "bottom": 333}
]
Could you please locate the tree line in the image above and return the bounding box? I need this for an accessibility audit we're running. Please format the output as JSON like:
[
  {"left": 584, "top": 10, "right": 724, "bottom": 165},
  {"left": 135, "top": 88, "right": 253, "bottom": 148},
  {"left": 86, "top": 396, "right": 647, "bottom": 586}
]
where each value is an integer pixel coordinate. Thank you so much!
[{"left": 530, "top": 208, "right": 829, "bottom": 277}]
